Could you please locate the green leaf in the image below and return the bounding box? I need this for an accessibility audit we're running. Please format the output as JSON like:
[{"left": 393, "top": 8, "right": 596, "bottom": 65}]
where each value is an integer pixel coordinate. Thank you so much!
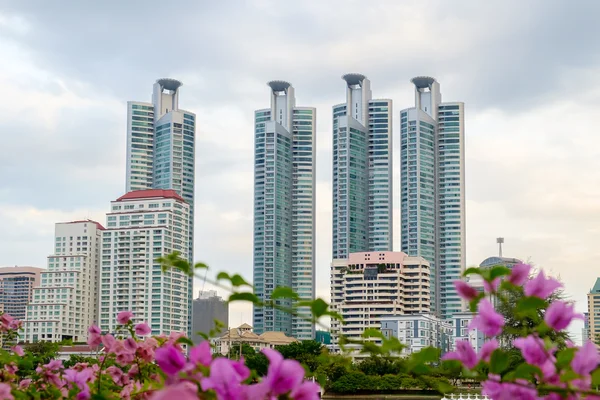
[
  {"left": 412, "top": 346, "right": 440, "bottom": 364},
  {"left": 489, "top": 266, "right": 511, "bottom": 280},
  {"left": 310, "top": 299, "right": 328, "bottom": 318},
  {"left": 591, "top": 368, "right": 600, "bottom": 386},
  {"left": 228, "top": 292, "right": 260, "bottom": 304},
  {"left": 229, "top": 274, "right": 252, "bottom": 287},
  {"left": 513, "top": 363, "right": 541, "bottom": 381},
  {"left": 176, "top": 336, "right": 194, "bottom": 346},
  {"left": 556, "top": 347, "right": 577, "bottom": 369},
  {"left": 193, "top": 262, "right": 209, "bottom": 270},
  {"left": 362, "top": 328, "right": 385, "bottom": 339},
  {"left": 271, "top": 286, "right": 299, "bottom": 300},
  {"left": 560, "top": 370, "right": 579, "bottom": 382},
  {"left": 217, "top": 272, "right": 230, "bottom": 281},
  {"left": 515, "top": 296, "right": 547, "bottom": 316},
  {"left": 489, "top": 349, "right": 509, "bottom": 374},
  {"left": 435, "top": 380, "right": 455, "bottom": 394},
  {"left": 463, "top": 267, "right": 481, "bottom": 277}
]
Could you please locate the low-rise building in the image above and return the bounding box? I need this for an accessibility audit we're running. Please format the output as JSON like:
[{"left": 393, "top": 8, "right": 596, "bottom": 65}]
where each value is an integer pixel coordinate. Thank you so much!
[
  {"left": 448, "top": 312, "right": 485, "bottom": 352},
  {"left": 213, "top": 323, "right": 297, "bottom": 355},
  {"left": 381, "top": 314, "right": 452, "bottom": 355},
  {"left": 330, "top": 251, "right": 431, "bottom": 357}
]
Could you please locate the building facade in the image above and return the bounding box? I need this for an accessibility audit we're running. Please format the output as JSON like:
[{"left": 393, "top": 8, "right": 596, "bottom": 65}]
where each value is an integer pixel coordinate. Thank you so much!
[
  {"left": 253, "top": 81, "right": 316, "bottom": 340},
  {"left": 0, "top": 266, "right": 42, "bottom": 321},
  {"left": 400, "top": 76, "right": 465, "bottom": 319},
  {"left": 587, "top": 278, "right": 600, "bottom": 342},
  {"left": 330, "top": 251, "right": 430, "bottom": 356},
  {"left": 23, "top": 221, "right": 103, "bottom": 343},
  {"left": 448, "top": 312, "right": 485, "bottom": 353},
  {"left": 100, "top": 189, "right": 190, "bottom": 336},
  {"left": 213, "top": 323, "right": 298, "bottom": 356},
  {"left": 332, "top": 74, "right": 393, "bottom": 259},
  {"left": 381, "top": 314, "right": 452, "bottom": 355},
  {"left": 126, "top": 79, "right": 196, "bottom": 332},
  {"left": 192, "top": 290, "right": 229, "bottom": 344}
]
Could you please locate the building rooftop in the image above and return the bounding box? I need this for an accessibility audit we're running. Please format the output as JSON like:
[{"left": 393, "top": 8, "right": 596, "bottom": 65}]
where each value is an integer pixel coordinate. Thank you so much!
[
  {"left": 591, "top": 278, "right": 600, "bottom": 294},
  {"left": 411, "top": 76, "right": 437, "bottom": 89},
  {"left": 267, "top": 80, "right": 292, "bottom": 92},
  {"left": 156, "top": 78, "right": 182, "bottom": 92},
  {"left": 116, "top": 189, "right": 186, "bottom": 203},
  {"left": 66, "top": 220, "right": 106, "bottom": 230},
  {"left": 342, "top": 73, "right": 367, "bottom": 86},
  {"left": 479, "top": 256, "right": 523, "bottom": 268}
]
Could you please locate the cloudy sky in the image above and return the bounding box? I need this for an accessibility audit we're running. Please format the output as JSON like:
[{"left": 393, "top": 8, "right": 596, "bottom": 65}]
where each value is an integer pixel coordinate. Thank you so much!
[{"left": 1, "top": 0, "right": 599, "bottom": 341}]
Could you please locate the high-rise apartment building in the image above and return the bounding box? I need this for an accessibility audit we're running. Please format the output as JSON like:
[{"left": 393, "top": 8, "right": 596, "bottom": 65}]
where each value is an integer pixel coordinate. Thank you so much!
[
  {"left": 191, "top": 290, "right": 229, "bottom": 344},
  {"left": 0, "top": 266, "right": 42, "bottom": 321},
  {"left": 332, "top": 74, "right": 393, "bottom": 259},
  {"left": 587, "top": 278, "right": 600, "bottom": 342},
  {"left": 125, "top": 78, "right": 196, "bottom": 333},
  {"left": 253, "top": 81, "right": 316, "bottom": 340},
  {"left": 100, "top": 189, "right": 190, "bottom": 335},
  {"left": 23, "top": 221, "right": 103, "bottom": 343},
  {"left": 400, "top": 76, "right": 465, "bottom": 318},
  {"left": 330, "top": 251, "right": 431, "bottom": 357}
]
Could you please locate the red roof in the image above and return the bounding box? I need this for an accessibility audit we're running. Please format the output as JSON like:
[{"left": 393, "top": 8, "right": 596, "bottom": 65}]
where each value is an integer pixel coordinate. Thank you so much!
[
  {"left": 116, "top": 189, "right": 186, "bottom": 203},
  {"left": 68, "top": 220, "right": 106, "bottom": 230}
]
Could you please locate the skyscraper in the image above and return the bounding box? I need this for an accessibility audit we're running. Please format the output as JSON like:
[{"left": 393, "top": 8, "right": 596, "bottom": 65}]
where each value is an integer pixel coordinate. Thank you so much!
[
  {"left": 125, "top": 79, "right": 196, "bottom": 332},
  {"left": 100, "top": 189, "right": 191, "bottom": 335},
  {"left": 0, "top": 266, "right": 42, "bottom": 321},
  {"left": 400, "top": 76, "right": 465, "bottom": 319},
  {"left": 253, "top": 81, "right": 316, "bottom": 340},
  {"left": 24, "top": 220, "right": 103, "bottom": 343},
  {"left": 332, "top": 74, "right": 393, "bottom": 259}
]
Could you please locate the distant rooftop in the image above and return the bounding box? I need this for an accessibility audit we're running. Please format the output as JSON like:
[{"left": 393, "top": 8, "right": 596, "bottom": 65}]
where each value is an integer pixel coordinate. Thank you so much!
[
  {"left": 411, "top": 76, "right": 437, "bottom": 89},
  {"left": 479, "top": 256, "right": 522, "bottom": 268},
  {"left": 591, "top": 278, "right": 600, "bottom": 294},
  {"left": 116, "top": 189, "right": 186, "bottom": 203},
  {"left": 267, "top": 80, "right": 292, "bottom": 92},
  {"left": 156, "top": 78, "right": 182, "bottom": 92},
  {"left": 65, "top": 219, "right": 106, "bottom": 230},
  {"left": 342, "top": 73, "right": 367, "bottom": 86}
]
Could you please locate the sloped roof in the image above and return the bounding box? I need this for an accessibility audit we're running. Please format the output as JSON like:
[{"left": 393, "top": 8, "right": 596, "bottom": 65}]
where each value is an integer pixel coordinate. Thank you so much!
[
  {"left": 238, "top": 323, "right": 253, "bottom": 329},
  {"left": 116, "top": 189, "right": 185, "bottom": 203},
  {"left": 591, "top": 278, "right": 600, "bottom": 294}
]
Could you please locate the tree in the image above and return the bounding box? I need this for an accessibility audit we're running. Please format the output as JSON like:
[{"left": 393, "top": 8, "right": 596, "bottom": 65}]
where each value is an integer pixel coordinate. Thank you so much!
[
  {"left": 356, "top": 355, "right": 407, "bottom": 376},
  {"left": 276, "top": 340, "right": 324, "bottom": 373},
  {"left": 496, "top": 284, "right": 571, "bottom": 349}
]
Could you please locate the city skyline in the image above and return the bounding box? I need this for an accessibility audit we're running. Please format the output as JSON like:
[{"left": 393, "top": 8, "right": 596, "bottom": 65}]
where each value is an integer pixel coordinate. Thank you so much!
[{"left": 0, "top": 0, "right": 597, "bottom": 342}]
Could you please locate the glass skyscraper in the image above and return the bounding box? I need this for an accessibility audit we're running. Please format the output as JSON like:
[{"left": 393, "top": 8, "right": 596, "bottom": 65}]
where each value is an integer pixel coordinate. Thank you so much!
[
  {"left": 332, "top": 74, "right": 393, "bottom": 259},
  {"left": 400, "top": 76, "right": 465, "bottom": 319},
  {"left": 253, "top": 81, "right": 316, "bottom": 340},
  {"left": 125, "top": 78, "right": 196, "bottom": 333}
]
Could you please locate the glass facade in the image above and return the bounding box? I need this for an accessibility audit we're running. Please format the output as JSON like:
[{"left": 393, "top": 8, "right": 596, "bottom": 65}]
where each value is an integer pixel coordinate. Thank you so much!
[
  {"left": 400, "top": 77, "right": 465, "bottom": 319},
  {"left": 332, "top": 75, "right": 393, "bottom": 260},
  {"left": 253, "top": 83, "right": 316, "bottom": 340}
]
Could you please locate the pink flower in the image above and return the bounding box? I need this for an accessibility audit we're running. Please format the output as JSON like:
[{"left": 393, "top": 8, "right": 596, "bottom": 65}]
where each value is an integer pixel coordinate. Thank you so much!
[
  {"left": 137, "top": 338, "right": 158, "bottom": 363},
  {"left": 0, "top": 383, "right": 13, "bottom": 400},
  {"left": 483, "top": 278, "right": 500, "bottom": 294},
  {"left": 262, "top": 348, "right": 305, "bottom": 395},
  {"left": 87, "top": 325, "right": 102, "bottom": 347},
  {"left": 18, "top": 379, "right": 31, "bottom": 389},
  {"left": 135, "top": 322, "right": 151, "bottom": 336},
  {"left": 7, "top": 320, "right": 21, "bottom": 330},
  {"left": 479, "top": 339, "right": 499, "bottom": 363},
  {"left": 102, "top": 334, "right": 116, "bottom": 352},
  {"left": 190, "top": 341, "right": 213, "bottom": 367},
  {"left": 123, "top": 338, "right": 138, "bottom": 352},
  {"left": 469, "top": 299, "right": 505, "bottom": 337},
  {"left": 524, "top": 270, "right": 562, "bottom": 299},
  {"left": 105, "top": 366, "right": 124, "bottom": 384},
  {"left": 508, "top": 263, "right": 531, "bottom": 285},
  {"left": 117, "top": 311, "right": 134, "bottom": 325},
  {"left": 155, "top": 344, "right": 186, "bottom": 376},
  {"left": 454, "top": 280, "right": 479, "bottom": 301},
  {"left": 572, "top": 341, "right": 600, "bottom": 376},
  {"left": 11, "top": 345, "right": 23, "bottom": 357},
  {"left": 513, "top": 335, "right": 552, "bottom": 367},
  {"left": 201, "top": 357, "right": 248, "bottom": 399},
  {"left": 290, "top": 381, "right": 321, "bottom": 400},
  {"left": 443, "top": 340, "right": 478, "bottom": 368},
  {"left": 150, "top": 382, "right": 198, "bottom": 400},
  {"left": 544, "top": 301, "right": 583, "bottom": 331}
]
